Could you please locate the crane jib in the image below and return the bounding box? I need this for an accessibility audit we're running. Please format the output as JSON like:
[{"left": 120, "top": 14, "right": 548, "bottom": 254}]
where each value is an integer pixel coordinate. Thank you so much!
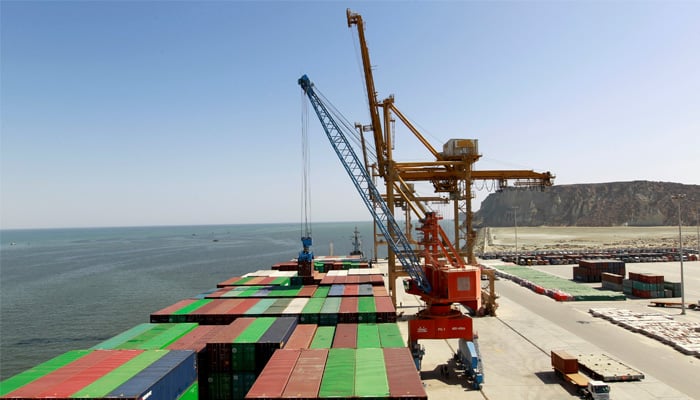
[{"left": 298, "top": 74, "right": 432, "bottom": 294}]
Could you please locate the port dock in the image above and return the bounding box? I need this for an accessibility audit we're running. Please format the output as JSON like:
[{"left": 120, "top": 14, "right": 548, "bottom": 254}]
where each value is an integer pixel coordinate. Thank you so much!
[{"left": 387, "top": 258, "right": 700, "bottom": 399}]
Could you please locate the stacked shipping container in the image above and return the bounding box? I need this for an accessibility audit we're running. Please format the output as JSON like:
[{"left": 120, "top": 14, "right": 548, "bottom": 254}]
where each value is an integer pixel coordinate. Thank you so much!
[
  {"left": 0, "top": 350, "right": 196, "bottom": 400},
  {"left": 1, "top": 265, "right": 424, "bottom": 400},
  {"left": 245, "top": 348, "right": 426, "bottom": 400},
  {"left": 627, "top": 272, "right": 665, "bottom": 298},
  {"left": 573, "top": 259, "right": 625, "bottom": 283}
]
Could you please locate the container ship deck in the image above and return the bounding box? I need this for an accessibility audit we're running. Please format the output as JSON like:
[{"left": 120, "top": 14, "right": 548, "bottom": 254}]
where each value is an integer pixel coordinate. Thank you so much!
[{"left": 0, "top": 256, "right": 427, "bottom": 400}]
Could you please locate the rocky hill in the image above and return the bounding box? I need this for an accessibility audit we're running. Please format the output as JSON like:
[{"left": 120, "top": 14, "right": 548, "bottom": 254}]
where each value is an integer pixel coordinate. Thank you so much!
[{"left": 474, "top": 181, "right": 700, "bottom": 227}]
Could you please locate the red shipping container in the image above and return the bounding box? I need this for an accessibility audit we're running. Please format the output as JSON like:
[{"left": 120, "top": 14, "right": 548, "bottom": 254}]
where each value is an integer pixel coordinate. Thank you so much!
[
  {"left": 551, "top": 350, "right": 578, "bottom": 374},
  {"left": 297, "top": 285, "right": 317, "bottom": 297},
  {"left": 285, "top": 324, "right": 317, "bottom": 350},
  {"left": 374, "top": 296, "right": 396, "bottom": 314},
  {"left": 207, "top": 318, "right": 256, "bottom": 372},
  {"left": 195, "top": 299, "right": 236, "bottom": 316},
  {"left": 281, "top": 349, "right": 328, "bottom": 398},
  {"left": 383, "top": 348, "right": 427, "bottom": 399},
  {"left": 372, "top": 286, "right": 389, "bottom": 297},
  {"left": 217, "top": 276, "right": 242, "bottom": 287},
  {"left": 168, "top": 325, "right": 221, "bottom": 352},
  {"left": 344, "top": 284, "right": 359, "bottom": 297},
  {"left": 227, "top": 298, "right": 260, "bottom": 316},
  {"left": 338, "top": 297, "right": 359, "bottom": 323},
  {"left": 245, "top": 349, "right": 301, "bottom": 399},
  {"left": 332, "top": 324, "right": 357, "bottom": 348},
  {"left": 151, "top": 299, "right": 197, "bottom": 318},
  {"left": 206, "top": 288, "right": 231, "bottom": 298}
]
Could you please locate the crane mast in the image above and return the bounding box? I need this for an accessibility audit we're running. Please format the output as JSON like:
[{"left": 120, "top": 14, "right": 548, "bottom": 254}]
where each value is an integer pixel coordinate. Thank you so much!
[{"left": 347, "top": 9, "right": 386, "bottom": 176}]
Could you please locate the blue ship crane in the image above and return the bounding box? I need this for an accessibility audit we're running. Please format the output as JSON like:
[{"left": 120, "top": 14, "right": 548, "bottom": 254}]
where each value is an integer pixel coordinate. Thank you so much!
[{"left": 297, "top": 74, "right": 431, "bottom": 294}]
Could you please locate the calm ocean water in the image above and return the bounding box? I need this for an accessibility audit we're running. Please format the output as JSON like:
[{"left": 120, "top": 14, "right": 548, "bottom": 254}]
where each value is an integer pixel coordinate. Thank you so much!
[{"left": 0, "top": 221, "right": 380, "bottom": 380}]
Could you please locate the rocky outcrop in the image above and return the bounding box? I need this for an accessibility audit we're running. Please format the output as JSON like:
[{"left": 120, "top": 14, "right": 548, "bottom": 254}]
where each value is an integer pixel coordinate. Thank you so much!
[{"left": 474, "top": 181, "right": 700, "bottom": 227}]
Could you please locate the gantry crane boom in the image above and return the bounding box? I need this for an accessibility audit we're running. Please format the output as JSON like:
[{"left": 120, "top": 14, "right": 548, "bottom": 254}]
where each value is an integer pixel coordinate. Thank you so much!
[
  {"left": 347, "top": 8, "right": 554, "bottom": 267},
  {"left": 298, "top": 75, "right": 431, "bottom": 294},
  {"left": 347, "top": 9, "right": 386, "bottom": 176}
]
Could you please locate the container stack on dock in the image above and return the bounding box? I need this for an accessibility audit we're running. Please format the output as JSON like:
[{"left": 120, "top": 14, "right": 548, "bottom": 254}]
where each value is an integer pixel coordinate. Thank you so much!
[
  {"left": 573, "top": 259, "right": 625, "bottom": 283},
  {"left": 627, "top": 272, "right": 665, "bottom": 298},
  {"left": 601, "top": 272, "right": 624, "bottom": 291},
  {"left": 1, "top": 260, "right": 426, "bottom": 400}
]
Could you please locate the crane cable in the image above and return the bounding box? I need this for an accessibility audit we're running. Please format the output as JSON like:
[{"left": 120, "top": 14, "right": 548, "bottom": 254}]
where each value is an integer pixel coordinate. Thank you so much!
[{"left": 301, "top": 88, "right": 312, "bottom": 239}]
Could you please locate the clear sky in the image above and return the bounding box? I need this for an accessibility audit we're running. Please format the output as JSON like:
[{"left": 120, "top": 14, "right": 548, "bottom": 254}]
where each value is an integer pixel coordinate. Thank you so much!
[{"left": 1, "top": 1, "right": 698, "bottom": 229}]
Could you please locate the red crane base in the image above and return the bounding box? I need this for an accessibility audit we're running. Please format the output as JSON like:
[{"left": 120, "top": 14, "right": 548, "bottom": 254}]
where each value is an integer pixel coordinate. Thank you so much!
[{"left": 408, "top": 308, "right": 474, "bottom": 341}]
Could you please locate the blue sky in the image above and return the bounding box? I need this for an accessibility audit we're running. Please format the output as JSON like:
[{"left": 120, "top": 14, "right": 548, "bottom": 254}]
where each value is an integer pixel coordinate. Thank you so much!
[{"left": 1, "top": 1, "right": 698, "bottom": 229}]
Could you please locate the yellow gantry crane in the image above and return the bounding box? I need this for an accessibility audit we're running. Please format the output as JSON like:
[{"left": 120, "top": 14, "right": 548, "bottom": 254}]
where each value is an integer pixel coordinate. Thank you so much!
[{"left": 347, "top": 9, "right": 554, "bottom": 312}]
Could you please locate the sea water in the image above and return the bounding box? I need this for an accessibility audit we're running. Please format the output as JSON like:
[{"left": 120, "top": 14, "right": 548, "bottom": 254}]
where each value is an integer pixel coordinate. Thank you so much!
[{"left": 0, "top": 221, "right": 380, "bottom": 380}]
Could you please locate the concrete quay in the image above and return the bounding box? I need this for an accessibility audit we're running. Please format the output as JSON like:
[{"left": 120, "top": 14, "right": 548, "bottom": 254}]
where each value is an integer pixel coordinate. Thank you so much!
[{"left": 379, "top": 259, "right": 700, "bottom": 400}]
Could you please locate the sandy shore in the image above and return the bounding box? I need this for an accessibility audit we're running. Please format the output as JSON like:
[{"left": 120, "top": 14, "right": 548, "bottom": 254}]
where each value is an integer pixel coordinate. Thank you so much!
[{"left": 481, "top": 226, "right": 700, "bottom": 253}]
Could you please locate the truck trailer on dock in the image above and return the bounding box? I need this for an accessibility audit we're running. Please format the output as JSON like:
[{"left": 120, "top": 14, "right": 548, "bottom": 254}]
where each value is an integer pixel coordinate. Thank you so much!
[{"left": 551, "top": 350, "right": 610, "bottom": 400}]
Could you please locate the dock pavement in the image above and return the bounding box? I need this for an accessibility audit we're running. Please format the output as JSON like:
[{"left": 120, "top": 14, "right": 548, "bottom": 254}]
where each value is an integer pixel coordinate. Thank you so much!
[{"left": 377, "top": 259, "right": 700, "bottom": 400}]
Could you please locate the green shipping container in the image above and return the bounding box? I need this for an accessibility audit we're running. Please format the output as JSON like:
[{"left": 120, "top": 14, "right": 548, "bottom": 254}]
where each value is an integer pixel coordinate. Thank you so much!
[
  {"left": 300, "top": 298, "right": 324, "bottom": 324},
  {"left": 313, "top": 286, "right": 331, "bottom": 298},
  {"left": 91, "top": 324, "right": 154, "bottom": 349},
  {"left": 232, "top": 372, "right": 257, "bottom": 399},
  {"left": 245, "top": 298, "right": 276, "bottom": 315},
  {"left": 320, "top": 297, "right": 341, "bottom": 326},
  {"left": 319, "top": 348, "right": 355, "bottom": 398},
  {"left": 72, "top": 350, "right": 168, "bottom": 397},
  {"left": 310, "top": 326, "right": 336, "bottom": 349},
  {"left": 271, "top": 277, "right": 291, "bottom": 286},
  {"left": 356, "top": 324, "right": 381, "bottom": 348},
  {"left": 94, "top": 323, "right": 198, "bottom": 350},
  {"left": 171, "top": 299, "right": 213, "bottom": 322},
  {"left": 355, "top": 348, "right": 389, "bottom": 397},
  {"left": 378, "top": 323, "right": 405, "bottom": 348},
  {"left": 264, "top": 298, "right": 293, "bottom": 315},
  {"left": 177, "top": 382, "right": 198, "bottom": 400},
  {"left": 208, "top": 372, "right": 232, "bottom": 400},
  {"left": 232, "top": 318, "right": 276, "bottom": 371},
  {"left": 358, "top": 297, "right": 377, "bottom": 323}
]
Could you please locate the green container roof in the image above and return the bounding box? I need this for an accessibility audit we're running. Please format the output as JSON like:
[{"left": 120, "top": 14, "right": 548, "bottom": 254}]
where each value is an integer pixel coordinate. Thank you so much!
[
  {"left": 91, "top": 324, "right": 154, "bottom": 350},
  {"left": 494, "top": 265, "right": 627, "bottom": 301},
  {"left": 174, "top": 299, "right": 212, "bottom": 315},
  {"left": 310, "top": 326, "right": 335, "bottom": 349},
  {"left": 301, "top": 297, "right": 325, "bottom": 314},
  {"left": 72, "top": 350, "right": 168, "bottom": 398},
  {"left": 358, "top": 296, "right": 376, "bottom": 313},
  {"left": 177, "top": 383, "right": 198, "bottom": 400},
  {"left": 356, "top": 324, "right": 381, "bottom": 348},
  {"left": 245, "top": 298, "right": 276, "bottom": 315},
  {"left": 100, "top": 324, "right": 198, "bottom": 350},
  {"left": 234, "top": 317, "right": 276, "bottom": 343},
  {"left": 319, "top": 348, "right": 355, "bottom": 397},
  {"left": 313, "top": 286, "right": 331, "bottom": 298},
  {"left": 320, "top": 297, "right": 341, "bottom": 313},
  {"left": 378, "top": 323, "right": 405, "bottom": 348},
  {"left": 355, "top": 348, "right": 389, "bottom": 397}
]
